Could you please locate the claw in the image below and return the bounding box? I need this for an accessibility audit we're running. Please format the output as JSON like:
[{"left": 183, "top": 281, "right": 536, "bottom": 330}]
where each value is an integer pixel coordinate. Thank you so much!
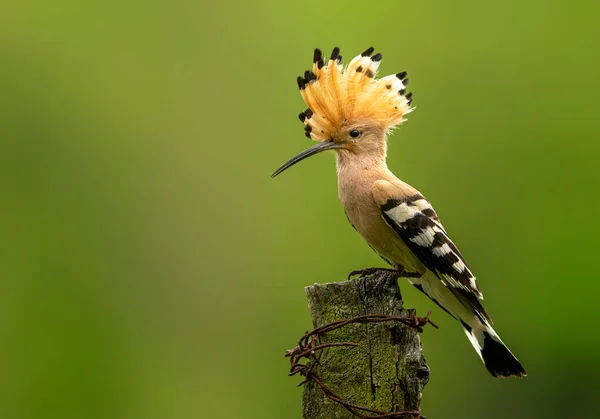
[
  {"left": 348, "top": 267, "right": 382, "bottom": 279},
  {"left": 348, "top": 267, "right": 421, "bottom": 280}
]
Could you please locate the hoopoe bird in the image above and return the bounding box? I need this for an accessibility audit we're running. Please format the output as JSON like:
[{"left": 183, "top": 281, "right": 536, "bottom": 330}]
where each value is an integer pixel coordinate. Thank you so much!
[{"left": 272, "top": 46, "right": 526, "bottom": 378}]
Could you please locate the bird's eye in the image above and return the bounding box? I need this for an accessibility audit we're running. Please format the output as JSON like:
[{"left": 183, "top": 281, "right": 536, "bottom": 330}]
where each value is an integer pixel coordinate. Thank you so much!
[{"left": 349, "top": 129, "right": 361, "bottom": 138}]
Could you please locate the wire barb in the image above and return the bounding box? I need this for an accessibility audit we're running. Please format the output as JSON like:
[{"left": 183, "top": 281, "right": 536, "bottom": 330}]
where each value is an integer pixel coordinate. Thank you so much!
[{"left": 285, "top": 311, "right": 436, "bottom": 418}]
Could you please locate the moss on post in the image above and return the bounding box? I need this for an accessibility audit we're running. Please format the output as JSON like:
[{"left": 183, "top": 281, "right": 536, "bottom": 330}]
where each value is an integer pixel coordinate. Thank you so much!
[{"left": 302, "top": 274, "right": 430, "bottom": 418}]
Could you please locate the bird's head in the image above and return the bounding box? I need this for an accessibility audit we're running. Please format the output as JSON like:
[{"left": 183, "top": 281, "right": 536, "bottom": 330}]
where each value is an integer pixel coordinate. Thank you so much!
[{"left": 272, "top": 46, "right": 413, "bottom": 177}]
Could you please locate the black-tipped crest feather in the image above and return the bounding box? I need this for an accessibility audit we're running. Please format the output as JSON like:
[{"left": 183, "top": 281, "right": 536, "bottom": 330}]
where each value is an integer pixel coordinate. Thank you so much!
[
  {"left": 330, "top": 47, "right": 340, "bottom": 61},
  {"left": 304, "top": 70, "right": 317, "bottom": 83},
  {"left": 361, "top": 46, "right": 375, "bottom": 57},
  {"left": 297, "top": 76, "right": 305, "bottom": 89},
  {"left": 294, "top": 46, "right": 414, "bottom": 142},
  {"left": 313, "top": 48, "right": 322, "bottom": 63}
]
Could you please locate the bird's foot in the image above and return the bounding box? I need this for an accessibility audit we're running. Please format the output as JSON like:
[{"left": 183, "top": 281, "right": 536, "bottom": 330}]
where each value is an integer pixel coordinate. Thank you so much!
[
  {"left": 347, "top": 267, "right": 396, "bottom": 279},
  {"left": 348, "top": 267, "right": 421, "bottom": 280}
]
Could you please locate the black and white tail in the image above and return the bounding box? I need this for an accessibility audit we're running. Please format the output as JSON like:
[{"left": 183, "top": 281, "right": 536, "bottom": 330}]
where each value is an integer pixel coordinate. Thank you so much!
[
  {"left": 408, "top": 272, "right": 526, "bottom": 378},
  {"left": 464, "top": 318, "right": 526, "bottom": 378}
]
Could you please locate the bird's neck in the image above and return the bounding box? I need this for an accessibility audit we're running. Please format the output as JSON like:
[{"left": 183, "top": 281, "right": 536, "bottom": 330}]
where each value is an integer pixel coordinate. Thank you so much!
[
  {"left": 336, "top": 146, "right": 391, "bottom": 183},
  {"left": 335, "top": 145, "right": 395, "bottom": 209}
]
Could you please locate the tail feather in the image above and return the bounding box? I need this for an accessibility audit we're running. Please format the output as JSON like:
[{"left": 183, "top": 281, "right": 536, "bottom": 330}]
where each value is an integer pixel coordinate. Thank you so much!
[
  {"left": 463, "top": 321, "right": 526, "bottom": 378},
  {"left": 409, "top": 271, "right": 525, "bottom": 378},
  {"left": 481, "top": 331, "right": 526, "bottom": 378}
]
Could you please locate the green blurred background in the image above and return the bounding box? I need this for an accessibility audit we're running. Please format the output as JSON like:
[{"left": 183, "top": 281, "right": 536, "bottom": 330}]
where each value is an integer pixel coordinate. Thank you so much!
[{"left": 1, "top": 1, "right": 599, "bottom": 418}]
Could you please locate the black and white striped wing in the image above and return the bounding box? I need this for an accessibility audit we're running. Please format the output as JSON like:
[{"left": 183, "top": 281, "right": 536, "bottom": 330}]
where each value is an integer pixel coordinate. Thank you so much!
[{"left": 380, "top": 195, "right": 490, "bottom": 320}]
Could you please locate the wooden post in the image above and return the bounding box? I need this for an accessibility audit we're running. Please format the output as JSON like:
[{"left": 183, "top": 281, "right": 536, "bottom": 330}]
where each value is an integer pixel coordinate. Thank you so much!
[{"left": 302, "top": 274, "right": 430, "bottom": 418}]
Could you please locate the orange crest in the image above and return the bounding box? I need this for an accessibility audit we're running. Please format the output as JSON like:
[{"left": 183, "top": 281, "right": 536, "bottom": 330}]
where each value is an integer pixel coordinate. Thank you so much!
[{"left": 297, "top": 47, "right": 414, "bottom": 141}]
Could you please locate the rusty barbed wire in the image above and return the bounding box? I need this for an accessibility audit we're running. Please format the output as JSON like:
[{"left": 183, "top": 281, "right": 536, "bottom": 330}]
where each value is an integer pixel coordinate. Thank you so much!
[{"left": 285, "top": 311, "right": 437, "bottom": 419}]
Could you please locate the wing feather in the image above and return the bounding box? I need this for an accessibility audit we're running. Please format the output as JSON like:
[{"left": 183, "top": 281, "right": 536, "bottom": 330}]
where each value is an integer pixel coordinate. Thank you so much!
[{"left": 379, "top": 194, "right": 491, "bottom": 322}]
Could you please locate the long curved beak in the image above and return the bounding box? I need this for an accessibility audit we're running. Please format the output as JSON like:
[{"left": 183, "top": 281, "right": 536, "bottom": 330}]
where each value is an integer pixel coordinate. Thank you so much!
[{"left": 271, "top": 140, "right": 343, "bottom": 178}]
